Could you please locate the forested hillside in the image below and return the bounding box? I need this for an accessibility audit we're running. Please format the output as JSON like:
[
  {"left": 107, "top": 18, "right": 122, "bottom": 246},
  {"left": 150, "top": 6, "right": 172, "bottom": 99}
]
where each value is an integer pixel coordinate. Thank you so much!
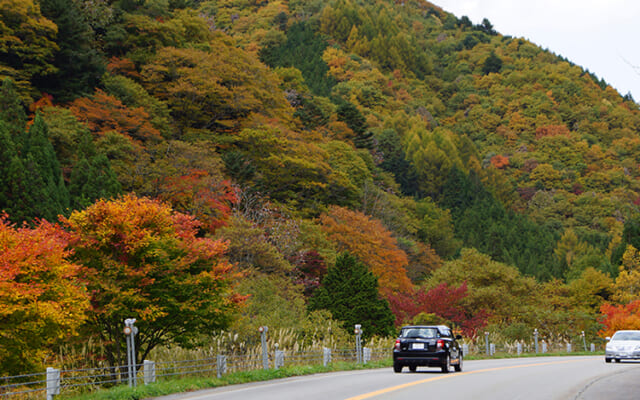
[{"left": 2, "top": 0, "right": 640, "bottom": 375}]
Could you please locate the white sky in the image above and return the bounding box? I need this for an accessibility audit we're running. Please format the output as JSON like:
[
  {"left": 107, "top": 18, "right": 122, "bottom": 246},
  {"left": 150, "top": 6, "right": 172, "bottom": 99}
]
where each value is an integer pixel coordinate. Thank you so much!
[{"left": 434, "top": 0, "right": 640, "bottom": 102}]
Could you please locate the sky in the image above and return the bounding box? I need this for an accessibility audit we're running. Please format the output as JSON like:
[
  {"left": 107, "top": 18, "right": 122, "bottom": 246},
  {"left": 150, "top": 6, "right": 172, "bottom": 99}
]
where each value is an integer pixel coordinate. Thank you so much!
[{"left": 433, "top": 0, "right": 640, "bottom": 102}]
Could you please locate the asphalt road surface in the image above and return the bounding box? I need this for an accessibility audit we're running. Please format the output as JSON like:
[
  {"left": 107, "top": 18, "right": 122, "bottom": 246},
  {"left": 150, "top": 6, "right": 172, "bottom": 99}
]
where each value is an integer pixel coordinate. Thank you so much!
[{"left": 153, "top": 356, "right": 640, "bottom": 400}]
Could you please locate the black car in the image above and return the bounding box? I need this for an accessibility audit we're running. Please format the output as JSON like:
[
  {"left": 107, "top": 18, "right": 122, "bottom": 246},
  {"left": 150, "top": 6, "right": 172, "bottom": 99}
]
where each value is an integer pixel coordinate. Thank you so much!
[{"left": 392, "top": 325, "right": 463, "bottom": 373}]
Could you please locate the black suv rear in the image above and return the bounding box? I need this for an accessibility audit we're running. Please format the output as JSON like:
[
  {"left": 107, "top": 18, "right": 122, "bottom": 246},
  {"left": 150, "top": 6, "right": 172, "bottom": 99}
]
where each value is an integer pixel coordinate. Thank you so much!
[{"left": 392, "top": 325, "right": 463, "bottom": 373}]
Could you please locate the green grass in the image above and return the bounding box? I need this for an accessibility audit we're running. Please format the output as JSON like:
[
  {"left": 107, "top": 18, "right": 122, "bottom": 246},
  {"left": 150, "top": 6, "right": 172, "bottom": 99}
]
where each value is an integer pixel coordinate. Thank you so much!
[{"left": 57, "top": 359, "right": 393, "bottom": 400}]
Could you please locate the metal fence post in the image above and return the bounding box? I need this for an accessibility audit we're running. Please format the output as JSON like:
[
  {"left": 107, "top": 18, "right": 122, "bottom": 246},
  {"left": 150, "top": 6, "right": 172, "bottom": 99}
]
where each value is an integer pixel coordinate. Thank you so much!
[
  {"left": 217, "top": 354, "right": 227, "bottom": 378},
  {"left": 143, "top": 360, "right": 155, "bottom": 385},
  {"left": 323, "top": 347, "right": 331, "bottom": 367},
  {"left": 534, "top": 329, "right": 539, "bottom": 354},
  {"left": 46, "top": 367, "right": 60, "bottom": 400},
  {"left": 259, "top": 326, "right": 269, "bottom": 370}
]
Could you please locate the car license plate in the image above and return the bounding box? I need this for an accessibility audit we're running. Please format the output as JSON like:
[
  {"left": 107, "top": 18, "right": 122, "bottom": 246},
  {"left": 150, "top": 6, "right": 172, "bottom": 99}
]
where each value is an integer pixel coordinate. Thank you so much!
[{"left": 412, "top": 343, "right": 424, "bottom": 350}]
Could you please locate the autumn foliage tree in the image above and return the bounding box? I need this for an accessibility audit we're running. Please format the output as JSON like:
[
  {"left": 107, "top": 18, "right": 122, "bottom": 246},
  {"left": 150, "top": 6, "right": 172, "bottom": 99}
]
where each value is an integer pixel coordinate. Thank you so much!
[
  {"left": 388, "top": 283, "right": 488, "bottom": 337},
  {"left": 62, "top": 194, "right": 244, "bottom": 370},
  {"left": 319, "top": 206, "right": 412, "bottom": 296},
  {"left": 0, "top": 214, "right": 89, "bottom": 375},
  {"left": 68, "top": 89, "right": 163, "bottom": 143},
  {"left": 599, "top": 300, "right": 640, "bottom": 338}
]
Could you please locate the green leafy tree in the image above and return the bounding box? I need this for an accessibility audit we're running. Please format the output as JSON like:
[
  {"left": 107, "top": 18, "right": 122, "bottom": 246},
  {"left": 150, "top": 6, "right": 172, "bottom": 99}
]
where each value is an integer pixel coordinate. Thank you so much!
[
  {"left": 215, "top": 215, "right": 293, "bottom": 274},
  {"left": 0, "top": 0, "right": 58, "bottom": 101},
  {"left": 308, "top": 252, "right": 395, "bottom": 338},
  {"left": 142, "top": 39, "right": 291, "bottom": 137}
]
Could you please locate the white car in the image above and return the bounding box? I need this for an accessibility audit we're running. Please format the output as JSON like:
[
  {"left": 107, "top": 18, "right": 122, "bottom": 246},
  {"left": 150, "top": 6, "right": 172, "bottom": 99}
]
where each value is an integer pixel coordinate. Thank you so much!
[{"left": 605, "top": 330, "right": 640, "bottom": 363}]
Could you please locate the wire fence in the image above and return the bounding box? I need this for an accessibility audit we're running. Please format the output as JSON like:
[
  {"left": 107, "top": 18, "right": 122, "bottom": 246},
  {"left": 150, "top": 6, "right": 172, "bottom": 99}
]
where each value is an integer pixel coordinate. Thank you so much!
[
  {"left": 0, "top": 346, "right": 389, "bottom": 399},
  {"left": 0, "top": 334, "right": 601, "bottom": 399}
]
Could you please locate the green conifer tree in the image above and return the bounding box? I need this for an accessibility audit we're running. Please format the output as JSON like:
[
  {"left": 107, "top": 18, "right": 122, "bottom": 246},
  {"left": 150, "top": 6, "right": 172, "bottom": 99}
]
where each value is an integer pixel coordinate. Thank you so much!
[
  {"left": 0, "top": 121, "right": 20, "bottom": 216},
  {"left": 0, "top": 79, "right": 27, "bottom": 137},
  {"left": 308, "top": 253, "right": 395, "bottom": 338},
  {"left": 19, "top": 113, "right": 70, "bottom": 222},
  {"left": 68, "top": 132, "right": 121, "bottom": 210},
  {"left": 35, "top": 0, "right": 105, "bottom": 101}
]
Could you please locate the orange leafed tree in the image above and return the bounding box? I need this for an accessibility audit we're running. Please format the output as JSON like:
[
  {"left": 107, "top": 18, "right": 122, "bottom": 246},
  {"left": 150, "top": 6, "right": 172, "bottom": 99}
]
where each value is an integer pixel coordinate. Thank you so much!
[
  {"left": 535, "top": 124, "right": 570, "bottom": 139},
  {"left": 599, "top": 300, "right": 640, "bottom": 338},
  {"left": 68, "top": 89, "right": 163, "bottom": 143},
  {"left": 319, "top": 205, "right": 412, "bottom": 295},
  {"left": 490, "top": 154, "right": 509, "bottom": 169},
  {"left": 0, "top": 213, "right": 89, "bottom": 375},
  {"left": 62, "top": 194, "right": 244, "bottom": 370},
  {"left": 158, "top": 170, "right": 238, "bottom": 232}
]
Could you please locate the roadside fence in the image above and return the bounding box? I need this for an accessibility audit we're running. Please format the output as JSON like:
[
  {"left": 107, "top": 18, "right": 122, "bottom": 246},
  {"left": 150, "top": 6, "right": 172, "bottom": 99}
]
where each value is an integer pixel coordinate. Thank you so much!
[
  {"left": 0, "top": 346, "right": 388, "bottom": 399},
  {"left": 0, "top": 324, "right": 602, "bottom": 399}
]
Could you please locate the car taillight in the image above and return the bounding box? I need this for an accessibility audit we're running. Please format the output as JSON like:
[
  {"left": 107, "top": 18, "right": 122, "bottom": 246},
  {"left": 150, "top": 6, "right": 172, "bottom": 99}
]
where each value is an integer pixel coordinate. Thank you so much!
[
  {"left": 436, "top": 339, "right": 444, "bottom": 350},
  {"left": 394, "top": 339, "right": 401, "bottom": 350}
]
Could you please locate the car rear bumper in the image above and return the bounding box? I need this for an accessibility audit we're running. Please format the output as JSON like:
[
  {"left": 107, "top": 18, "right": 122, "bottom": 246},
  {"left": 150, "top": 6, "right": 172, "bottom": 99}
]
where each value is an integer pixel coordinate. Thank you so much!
[
  {"left": 606, "top": 351, "right": 640, "bottom": 360},
  {"left": 393, "top": 350, "right": 447, "bottom": 366}
]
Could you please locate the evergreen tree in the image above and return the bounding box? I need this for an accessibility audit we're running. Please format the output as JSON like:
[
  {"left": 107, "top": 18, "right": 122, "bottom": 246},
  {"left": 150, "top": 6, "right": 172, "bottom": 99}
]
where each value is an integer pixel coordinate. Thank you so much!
[
  {"left": 35, "top": 0, "right": 105, "bottom": 101},
  {"left": 482, "top": 51, "right": 503, "bottom": 75},
  {"left": 308, "top": 253, "right": 395, "bottom": 338},
  {"left": 259, "top": 21, "right": 336, "bottom": 96},
  {"left": 0, "top": 122, "right": 20, "bottom": 217},
  {"left": 612, "top": 217, "right": 640, "bottom": 267},
  {"left": 0, "top": 79, "right": 27, "bottom": 137},
  {"left": 19, "top": 113, "right": 70, "bottom": 222},
  {"left": 336, "top": 101, "right": 366, "bottom": 136},
  {"left": 440, "top": 168, "right": 560, "bottom": 280},
  {"left": 68, "top": 132, "right": 121, "bottom": 210},
  {"left": 377, "top": 128, "right": 419, "bottom": 196}
]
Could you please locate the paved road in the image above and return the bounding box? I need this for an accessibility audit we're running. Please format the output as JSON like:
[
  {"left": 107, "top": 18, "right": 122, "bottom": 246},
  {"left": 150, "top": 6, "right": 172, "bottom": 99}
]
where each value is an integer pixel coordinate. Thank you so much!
[{"left": 152, "top": 356, "right": 640, "bottom": 400}]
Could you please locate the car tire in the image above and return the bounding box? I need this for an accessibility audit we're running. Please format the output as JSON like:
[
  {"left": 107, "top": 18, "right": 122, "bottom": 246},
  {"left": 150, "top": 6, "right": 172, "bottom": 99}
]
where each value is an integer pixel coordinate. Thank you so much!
[
  {"left": 605, "top": 357, "right": 611, "bottom": 363},
  {"left": 393, "top": 363, "right": 403, "bottom": 373},
  {"left": 441, "top": 354, "right": 450, "bottom": 373},
  {"left": 409, "top": 365, "right": 417, "bottom": 372},
  {"left": 454, "top": 353, "right": 463, "bottom": 372}
]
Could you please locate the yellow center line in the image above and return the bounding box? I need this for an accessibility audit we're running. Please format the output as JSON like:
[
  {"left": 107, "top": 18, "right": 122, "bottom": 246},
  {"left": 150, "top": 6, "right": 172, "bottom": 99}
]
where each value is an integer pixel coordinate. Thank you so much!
[{"left": 345, "top": 358, "right": 593, "bottom": 400}]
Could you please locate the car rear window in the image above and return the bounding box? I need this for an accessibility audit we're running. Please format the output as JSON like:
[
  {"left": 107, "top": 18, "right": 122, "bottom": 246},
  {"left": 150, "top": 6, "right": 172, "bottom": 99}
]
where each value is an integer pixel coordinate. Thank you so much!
[
  {"left": 613, "top": 331, "right": 640, "bottom": 341},
  {"left": 401, "top": 327, "right": 439, "bottom": 338}
]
